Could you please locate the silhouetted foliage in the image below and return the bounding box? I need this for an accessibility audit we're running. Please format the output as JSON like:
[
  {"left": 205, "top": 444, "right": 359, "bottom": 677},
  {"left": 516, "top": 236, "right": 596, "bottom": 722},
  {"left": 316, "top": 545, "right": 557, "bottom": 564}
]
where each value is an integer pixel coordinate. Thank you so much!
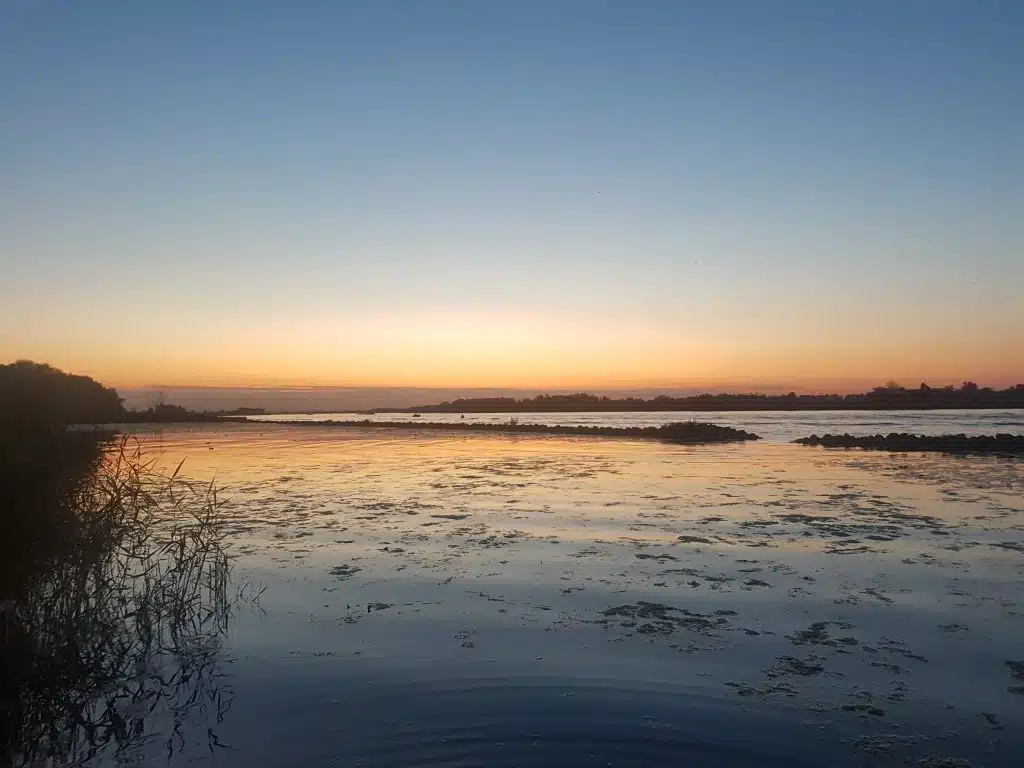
[
  {"left": 376, "top": 383, "right": 1024, "bottom": 414},
  {"left": 119, "top": 403, "right": 226, "bottom": 423},
  {"left": 0, "top": 361, "right": 122, "bottom": 432},
  {"left": 0, "top": 361, "right": 237, "bottom": 428}
]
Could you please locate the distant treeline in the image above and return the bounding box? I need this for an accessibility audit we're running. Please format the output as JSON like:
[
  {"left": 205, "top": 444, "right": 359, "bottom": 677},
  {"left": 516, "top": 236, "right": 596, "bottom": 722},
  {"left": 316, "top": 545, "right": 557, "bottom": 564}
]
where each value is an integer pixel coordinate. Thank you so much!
[
  {"left": 4, "top": 362, "right": 1023, "bottom": 429},
  {"left": 376, "top": 383, "right": 1024, "bottom": 414},
  {"left": 118, "top": 403, "right": 243, "bottom": 423},
  {"left": 0, "top": 361, "right": 242, "bottom": 430}
]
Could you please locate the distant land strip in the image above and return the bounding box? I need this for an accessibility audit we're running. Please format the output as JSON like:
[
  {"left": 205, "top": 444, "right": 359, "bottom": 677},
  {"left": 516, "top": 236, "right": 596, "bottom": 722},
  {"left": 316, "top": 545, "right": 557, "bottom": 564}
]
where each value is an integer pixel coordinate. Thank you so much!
[
  {"left": 271, "top": 419, "right": 761, "bottom": 444},
  {"left": 368, "top": 384, "right": 1024, "bottom": 414},
  {"left": 794, "top": 433, "right": 1024, "bottom": 453}
]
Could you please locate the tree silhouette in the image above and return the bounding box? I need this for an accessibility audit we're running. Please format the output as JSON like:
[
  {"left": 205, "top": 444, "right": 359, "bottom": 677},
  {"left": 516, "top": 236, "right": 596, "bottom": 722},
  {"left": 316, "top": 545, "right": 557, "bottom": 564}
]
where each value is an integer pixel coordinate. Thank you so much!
[{"left": 0, "top": 361, "right": 123, "bottom": 432}]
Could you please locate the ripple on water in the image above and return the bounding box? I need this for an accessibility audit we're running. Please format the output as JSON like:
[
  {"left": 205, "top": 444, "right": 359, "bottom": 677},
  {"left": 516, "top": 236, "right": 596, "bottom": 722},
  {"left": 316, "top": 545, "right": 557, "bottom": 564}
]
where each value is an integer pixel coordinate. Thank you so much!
[{"left": 218, "top": 667, "right": 874, "bottom": 767}]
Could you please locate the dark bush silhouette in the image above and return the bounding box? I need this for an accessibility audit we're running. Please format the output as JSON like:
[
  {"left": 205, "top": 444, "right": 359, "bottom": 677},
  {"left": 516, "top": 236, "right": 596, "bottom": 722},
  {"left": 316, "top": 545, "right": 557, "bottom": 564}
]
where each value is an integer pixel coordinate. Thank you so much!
[
  {"left": 0, "top": 361, "right": 122, "bottom": 432},
  {"left": 0, "top": 361, "right": 234, "bottom": 427}
]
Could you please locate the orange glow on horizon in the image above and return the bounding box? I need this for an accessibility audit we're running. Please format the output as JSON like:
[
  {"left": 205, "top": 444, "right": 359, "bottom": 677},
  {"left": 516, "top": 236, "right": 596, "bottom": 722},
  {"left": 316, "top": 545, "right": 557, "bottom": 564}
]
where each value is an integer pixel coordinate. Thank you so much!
[
  {"left": 4, "top": 310, "right": 1022, "bottom": 392},
  {"left": 15, "top": 345, "right": 1023, "bottom": 393}
]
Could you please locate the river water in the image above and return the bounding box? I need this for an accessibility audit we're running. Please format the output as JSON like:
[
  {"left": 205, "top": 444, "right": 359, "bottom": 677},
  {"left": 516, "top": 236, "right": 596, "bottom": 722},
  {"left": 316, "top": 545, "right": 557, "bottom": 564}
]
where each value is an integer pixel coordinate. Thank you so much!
[
  {"left": 246, "top": 408, "right": 1024, "bottom": 442},
  {"left": 78, "top": 420, "right": 1024, "bottom": 767}
]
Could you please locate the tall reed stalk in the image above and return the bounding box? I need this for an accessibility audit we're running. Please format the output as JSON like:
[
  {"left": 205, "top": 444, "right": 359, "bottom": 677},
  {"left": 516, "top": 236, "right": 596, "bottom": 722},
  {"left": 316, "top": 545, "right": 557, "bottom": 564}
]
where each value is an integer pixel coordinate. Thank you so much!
[{"left": 1, "top": 435, "right": 258, "bottom": 766}]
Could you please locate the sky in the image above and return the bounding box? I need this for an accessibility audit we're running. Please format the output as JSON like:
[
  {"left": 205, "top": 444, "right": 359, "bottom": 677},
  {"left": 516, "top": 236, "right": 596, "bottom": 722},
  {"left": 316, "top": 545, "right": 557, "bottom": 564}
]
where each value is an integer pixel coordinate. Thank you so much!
[{"left": 1, "top": 0, "right": 1022, "bottom": 392}]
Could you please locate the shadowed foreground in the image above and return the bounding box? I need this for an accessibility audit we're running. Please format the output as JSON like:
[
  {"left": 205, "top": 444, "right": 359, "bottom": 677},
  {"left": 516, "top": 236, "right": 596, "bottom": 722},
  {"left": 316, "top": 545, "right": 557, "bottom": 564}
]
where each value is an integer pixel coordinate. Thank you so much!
[{"left": 0, "top": 432, "right": 254, "bottom": 766}]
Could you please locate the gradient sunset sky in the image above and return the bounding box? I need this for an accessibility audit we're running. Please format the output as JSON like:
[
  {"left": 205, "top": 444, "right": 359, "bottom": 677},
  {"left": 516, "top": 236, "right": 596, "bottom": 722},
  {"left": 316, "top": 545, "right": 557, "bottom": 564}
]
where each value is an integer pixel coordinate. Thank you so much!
[{"left": 2, "top": 1, "right": 1021, "bottom": 390}]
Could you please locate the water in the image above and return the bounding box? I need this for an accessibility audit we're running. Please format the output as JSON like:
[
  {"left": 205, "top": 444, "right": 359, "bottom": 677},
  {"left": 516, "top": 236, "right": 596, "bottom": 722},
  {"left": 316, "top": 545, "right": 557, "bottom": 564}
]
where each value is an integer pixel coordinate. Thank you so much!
[
  {"left": 246, "top": 408, "right": 1024, "bottom": 442},
  {"left": 73, "top": 424, "right": 1024, "bottom": 766}
]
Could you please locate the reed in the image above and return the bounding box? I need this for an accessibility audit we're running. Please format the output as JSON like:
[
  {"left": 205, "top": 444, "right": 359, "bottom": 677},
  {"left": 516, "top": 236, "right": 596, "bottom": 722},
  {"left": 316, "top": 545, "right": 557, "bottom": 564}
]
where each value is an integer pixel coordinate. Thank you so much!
[{"left": 1, "top": 435, "right": 261, "bottom": 766}]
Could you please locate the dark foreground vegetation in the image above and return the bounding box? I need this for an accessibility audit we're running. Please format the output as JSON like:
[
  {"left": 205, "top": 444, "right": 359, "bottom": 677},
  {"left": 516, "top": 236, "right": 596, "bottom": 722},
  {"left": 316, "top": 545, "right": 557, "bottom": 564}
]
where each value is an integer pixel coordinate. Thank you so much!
[
  {"left": 1, "top": 361, "right": 231, "bottom": 426},
  {"left": 380, "top": 382, "right": 1024, "bottom": 414},
  {"left": 795, "top": 433, "right": 1024, "bottom": 454},
  {"left": 0, "top": 362, "right": 123, "bottom": 430},
  {"left": 279, "top": 419, "right": 761, "bottom": 443},
  {"left": 0, "top": 381, "right": 254, "bottom": 763}
]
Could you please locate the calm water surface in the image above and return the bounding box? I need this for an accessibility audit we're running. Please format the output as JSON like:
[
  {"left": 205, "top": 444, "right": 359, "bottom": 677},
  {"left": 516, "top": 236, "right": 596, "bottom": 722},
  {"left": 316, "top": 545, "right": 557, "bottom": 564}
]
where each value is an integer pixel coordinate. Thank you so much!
[
  {"left": 99, "top": 423, "right": 1024, "bottom": 766},
  {"left": 246, "top": 408, "right": 1024, "bottom": 442}
]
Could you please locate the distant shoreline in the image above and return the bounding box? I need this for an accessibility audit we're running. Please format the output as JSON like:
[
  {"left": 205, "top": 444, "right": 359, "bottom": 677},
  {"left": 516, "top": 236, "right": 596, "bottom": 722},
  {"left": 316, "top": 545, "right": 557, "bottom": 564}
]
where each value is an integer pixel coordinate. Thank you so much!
[
  {"left": 354, "top": 405, "right": 1023, "bottom": 414},
  {"left": 260, "top": 419, "right": 761, "bottom": 444},
  {"left": 249, "top": 406, "right": 1024, "bottom": 419},
  {"left": 795, "top": 432, "right": 1024, "bottom": 453},
  {"left": 358, "top": 385, "right": 1023, "bottom": 415}
]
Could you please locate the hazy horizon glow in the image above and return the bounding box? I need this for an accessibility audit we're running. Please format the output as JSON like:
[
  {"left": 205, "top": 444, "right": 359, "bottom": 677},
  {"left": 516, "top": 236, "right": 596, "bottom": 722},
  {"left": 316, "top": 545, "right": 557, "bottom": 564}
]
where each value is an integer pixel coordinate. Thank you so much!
[{"left": 2, "top": 1, "right": 1022, "bottom": 389}]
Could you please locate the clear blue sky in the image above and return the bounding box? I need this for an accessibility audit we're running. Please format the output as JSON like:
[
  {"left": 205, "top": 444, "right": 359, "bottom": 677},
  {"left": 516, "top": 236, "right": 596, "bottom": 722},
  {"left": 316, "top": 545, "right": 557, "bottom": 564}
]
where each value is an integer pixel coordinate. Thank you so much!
[{"left": 1, "top": 1, "right": 1021, "bottom": 388}]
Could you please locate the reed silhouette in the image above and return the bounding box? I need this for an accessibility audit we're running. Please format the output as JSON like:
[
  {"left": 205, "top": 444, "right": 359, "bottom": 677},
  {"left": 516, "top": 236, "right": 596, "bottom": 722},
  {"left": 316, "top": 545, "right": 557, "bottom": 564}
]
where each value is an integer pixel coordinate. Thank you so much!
[{"left": 0, "top": 430, "right": 258, "bottom": 766}]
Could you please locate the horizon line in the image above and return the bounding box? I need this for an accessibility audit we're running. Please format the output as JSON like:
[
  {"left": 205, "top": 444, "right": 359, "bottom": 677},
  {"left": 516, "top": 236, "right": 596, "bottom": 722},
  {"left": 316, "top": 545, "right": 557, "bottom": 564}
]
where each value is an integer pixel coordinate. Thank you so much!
[{"left": 117, "top": 379, "right": 1022, "bottom": 395}]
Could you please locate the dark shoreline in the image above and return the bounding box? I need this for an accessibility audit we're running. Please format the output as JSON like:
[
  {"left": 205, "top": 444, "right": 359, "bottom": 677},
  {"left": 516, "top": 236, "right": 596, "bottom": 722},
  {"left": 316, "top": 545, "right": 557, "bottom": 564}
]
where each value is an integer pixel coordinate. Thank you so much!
[
  {"left": 795, "top": 432, "right": 1024, "bottom": 454},
  {"left": 263, "top": 419, "right": 762, "bottom": 444},
  {"left": 71, "top": 423, "right": 1024, "bottom": 455},
  {"left": 368, "top": 386, "right": 1024, "bottom": 414},
  {"left": 368, "top": 403, "right": 1022, "bottom": 414}
]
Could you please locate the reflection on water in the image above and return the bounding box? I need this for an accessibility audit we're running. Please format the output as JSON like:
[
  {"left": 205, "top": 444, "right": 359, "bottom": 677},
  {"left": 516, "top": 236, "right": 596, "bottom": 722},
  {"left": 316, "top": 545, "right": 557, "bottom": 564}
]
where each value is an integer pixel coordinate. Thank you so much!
[
  {"left": 118, "top": 424, "right": 1024, "bottom": 767},
  {"left": 0, "top": 436, "right": 256, "bottom": 766},
  {"left": 9, "top": 425, "right": 1024, "bottom": 766},
  {"left": 223, "top": 661, "right": 866, "bottom": 767}
]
